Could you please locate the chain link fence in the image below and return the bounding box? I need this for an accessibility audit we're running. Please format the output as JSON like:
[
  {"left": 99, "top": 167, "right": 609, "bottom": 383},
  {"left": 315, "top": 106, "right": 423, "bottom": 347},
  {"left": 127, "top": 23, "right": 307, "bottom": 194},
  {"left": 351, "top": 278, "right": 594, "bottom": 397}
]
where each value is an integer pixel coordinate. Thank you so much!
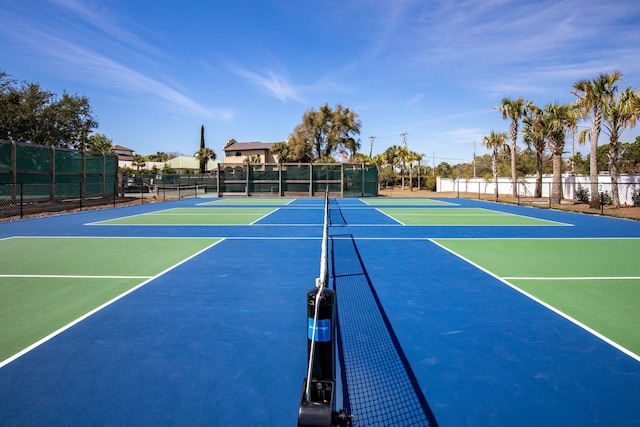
[{"left": 440, "top": 177, "right": 640, "bottom": 221}]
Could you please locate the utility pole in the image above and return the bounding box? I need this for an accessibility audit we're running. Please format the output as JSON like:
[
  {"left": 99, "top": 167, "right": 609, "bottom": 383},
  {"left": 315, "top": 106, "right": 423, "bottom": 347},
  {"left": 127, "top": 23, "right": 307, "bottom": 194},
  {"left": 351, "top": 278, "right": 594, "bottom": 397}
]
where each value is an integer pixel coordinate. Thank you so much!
[
  {"left": 369, "top": 136, "right": 375, "bottom": 158},
  {"left": 472, "top": 141, "right": 476, "bottom": 178},
  {"left": 432, "top": 152, "right": 435, "bottom": 175},
  {"left": 400, "top": 133, "right": 408, "bottom": 149}
]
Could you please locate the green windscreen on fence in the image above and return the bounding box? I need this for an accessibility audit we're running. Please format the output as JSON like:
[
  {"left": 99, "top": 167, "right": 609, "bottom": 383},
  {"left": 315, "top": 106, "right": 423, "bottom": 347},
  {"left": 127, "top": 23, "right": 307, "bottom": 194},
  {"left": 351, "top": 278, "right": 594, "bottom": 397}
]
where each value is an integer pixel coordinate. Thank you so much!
[{"left": 0, "top": 140, "right": 118, "bottom": 200}]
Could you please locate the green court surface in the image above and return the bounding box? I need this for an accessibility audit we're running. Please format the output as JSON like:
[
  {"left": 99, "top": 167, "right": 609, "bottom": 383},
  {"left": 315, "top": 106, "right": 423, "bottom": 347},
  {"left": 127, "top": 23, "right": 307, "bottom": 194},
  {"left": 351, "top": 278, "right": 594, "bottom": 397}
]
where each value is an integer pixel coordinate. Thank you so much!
[
  {"left": 0, "top": 237, "right": 220, "bottom": 362},
  {"left": 203, "top": 198, "right": 294, "bottom": 205},
  {"left": 435, "top": 238, "right": 640, "bottom": 355},
  {"left": 363, "top": 198, "right": 456, "bottom": 206},
  {"left": 94, "top": 207, "right": 276, "bottom": 225},
  {"left": 381, "top": 207, "right": 564, "bottom": 226}
]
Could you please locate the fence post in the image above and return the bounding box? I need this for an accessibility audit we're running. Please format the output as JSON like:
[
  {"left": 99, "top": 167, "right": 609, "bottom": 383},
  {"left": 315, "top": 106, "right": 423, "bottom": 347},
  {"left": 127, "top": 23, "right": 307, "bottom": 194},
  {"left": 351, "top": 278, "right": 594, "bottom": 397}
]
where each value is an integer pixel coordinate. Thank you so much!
[{"left": 20, "top": 183, "right": 24, "bottom": 219}]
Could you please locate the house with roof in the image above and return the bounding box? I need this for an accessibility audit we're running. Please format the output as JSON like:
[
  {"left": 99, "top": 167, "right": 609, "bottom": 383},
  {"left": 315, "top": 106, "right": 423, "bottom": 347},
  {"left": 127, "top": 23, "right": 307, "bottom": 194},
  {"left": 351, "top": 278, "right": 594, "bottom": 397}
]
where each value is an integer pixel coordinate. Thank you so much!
[
  {"left": 111, "top": 145, "right": 135, "bottom": 169},
  {"left": 163, "top": 155, "right": 221, "bottom": 173},
  {"left": 222, "top": 139, "right": 277, "bottom": 163}
]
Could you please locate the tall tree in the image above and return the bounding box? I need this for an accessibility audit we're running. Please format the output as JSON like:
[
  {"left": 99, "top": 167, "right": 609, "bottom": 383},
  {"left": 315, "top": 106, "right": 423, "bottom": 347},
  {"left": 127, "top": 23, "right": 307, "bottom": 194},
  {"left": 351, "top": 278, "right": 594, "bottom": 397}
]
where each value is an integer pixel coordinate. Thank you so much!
[
  {"left": 496, "top": 97, "right": 531, "bottom": 197},
  {"left": 482, "top": 131, "right": 508, "bottom": 200},
  {"left": 522, "top": 104, "right": 546, "bottom": 198},
  {"left": 87, "top": 133, "right": 113, "bottom": 153},
  {"left": 195, "top": 125, "right": 216, "bottom": 173},
  {"left": 287, "top": 103, "right": 361, "bottom": 161},
  {"left": 572, "top": 71, "right": 622, "bottom": 208},
  {"left": 198, "top": 125, "right": 206, "bottom": 174},
  {"left": 0, "top": 73, "right": 97, "bottom": 147},
  {"left": 601, "top": 87, "right": 640, "bottom": 207},
  {"left": 543, "top": 103, "right": 580, "bottom": 204}
]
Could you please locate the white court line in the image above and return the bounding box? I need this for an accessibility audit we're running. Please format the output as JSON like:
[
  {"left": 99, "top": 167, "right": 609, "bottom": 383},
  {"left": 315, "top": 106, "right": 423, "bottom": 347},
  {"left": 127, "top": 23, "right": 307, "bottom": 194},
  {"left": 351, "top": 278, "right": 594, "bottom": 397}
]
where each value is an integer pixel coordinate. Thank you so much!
[
  {"left": 504, "top": 276, "right": 640, "bottom": 280},
  {"left": 429, "top": 238, "right": 640, "bottom": 363},
  {"left": 374, "top": 208, "right": 404, "bottom": 224},
  {"left": 250, "top": 209, "right": 278, "bottom": 225},
  {"left": 0, "top": 274, "right": 152, "bottom": 279},
  {"left": 0, "top": 239, "right": 224, "bottom": 369}
]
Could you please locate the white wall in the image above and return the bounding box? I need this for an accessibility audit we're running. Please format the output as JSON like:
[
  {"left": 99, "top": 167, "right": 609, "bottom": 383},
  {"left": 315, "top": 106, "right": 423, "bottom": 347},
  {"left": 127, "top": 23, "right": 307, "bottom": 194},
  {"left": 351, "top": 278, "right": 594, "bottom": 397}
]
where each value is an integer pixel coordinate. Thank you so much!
[{"left": 437, "top": 174, "right": 640, "bottom": 205}]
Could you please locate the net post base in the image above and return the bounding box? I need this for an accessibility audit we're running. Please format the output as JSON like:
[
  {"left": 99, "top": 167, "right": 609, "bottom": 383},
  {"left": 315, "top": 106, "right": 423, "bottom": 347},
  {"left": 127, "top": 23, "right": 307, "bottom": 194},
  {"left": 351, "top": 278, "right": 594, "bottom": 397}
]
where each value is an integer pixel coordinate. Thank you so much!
[{"left": 298, "top": 378, "right": 334, "bottom": 427}]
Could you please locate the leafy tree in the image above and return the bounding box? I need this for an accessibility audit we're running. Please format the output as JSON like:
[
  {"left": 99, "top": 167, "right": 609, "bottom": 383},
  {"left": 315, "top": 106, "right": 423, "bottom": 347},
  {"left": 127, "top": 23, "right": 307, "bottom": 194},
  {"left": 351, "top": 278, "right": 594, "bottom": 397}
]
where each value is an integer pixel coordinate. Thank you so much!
[
  {"left": 87, "top": 133, "right": 112, "bottom": 153},
  {"left": 0, "top": 72, "right": 98, "bottom": 147},
  {"left": 496, "top": 97, "right": 532, "bottom": 197},
  {"left": 132, "top": 154, "right": 146, "bottom": 172},
  {"left": 286, "top": 103, "right": 361, "bottom": 161},
  {"left": 482, "top": 131, "right": 508, "bottom": 199},
  {"left": 543, "top": 102, "right": 580, "bottom": 204},
  {"left": 572, "top": 71, "right": 622, "bottom": 208},
  {"left": 620, "top": 137, "right": 640, "bottom": 173},
  {"left": 601, "top": 87, "right": 640, "bottom": 207},
  {"left": 162, "top": 163, "right": 176, "bottom": 174},
  {"left": 436, "top": 161, "right": 454, "bottom": 178},
  {"left": 270, "top": 141, "right": 295, "bottom": 163}
]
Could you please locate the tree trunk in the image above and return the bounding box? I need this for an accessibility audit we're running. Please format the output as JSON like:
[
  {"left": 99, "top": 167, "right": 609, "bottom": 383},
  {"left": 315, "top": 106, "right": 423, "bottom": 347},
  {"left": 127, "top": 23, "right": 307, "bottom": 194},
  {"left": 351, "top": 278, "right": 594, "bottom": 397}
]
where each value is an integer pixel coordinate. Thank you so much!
[
  {"left": 409, "top": 163, "right": 413, "bottom": 191},
  {"left": 492, "top": 150, "right": 499, "bottom": 200},
  {"left": 535, "top": 150, "right": 543, "bottom": 198},
  {"left": 551, "top": 152, "right": 563, "bottom": 204},
  {"left": 510, "top": 121, "right": 518, "bottom": 197},
  {"left": 610, "top": 139, "right": 620, "bottom": 208},
  {"left": 589, "top": 109, "right": 602, "bottom": 209}
]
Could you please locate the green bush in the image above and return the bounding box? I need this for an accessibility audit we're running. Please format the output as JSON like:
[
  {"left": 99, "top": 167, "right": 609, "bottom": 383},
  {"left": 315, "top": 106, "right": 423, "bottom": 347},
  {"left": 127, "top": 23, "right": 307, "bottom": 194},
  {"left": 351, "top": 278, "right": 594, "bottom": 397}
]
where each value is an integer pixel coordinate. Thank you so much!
[
  {"left": 632, "top": 189, "right": 640, "bottom": 207},
  {"left": 576, "top": 187, "right": 590, "bottom": 203},
  {"left": 424, "top": 176, "right": 437, "bottom": 191},
  {"left": 600, "top": 191, "right": 613, "bottom": 205}
]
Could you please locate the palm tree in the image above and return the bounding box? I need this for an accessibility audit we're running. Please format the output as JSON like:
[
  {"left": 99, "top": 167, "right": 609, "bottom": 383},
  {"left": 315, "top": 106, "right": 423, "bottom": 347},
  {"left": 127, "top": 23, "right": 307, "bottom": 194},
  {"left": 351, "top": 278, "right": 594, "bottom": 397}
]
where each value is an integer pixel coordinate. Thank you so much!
[
  {"left": 482, "top": 131, "right": 508, "bottom": 200},
  {"left": 522, "top": 104, "right": 546, "bottom": 198},
  {"left": 195, "top": 147, "right": 216, "bottom": 173},
  {"left": 243, "top": 154, "right": 261, "bottom": 164},
  {"left": 572, "top": 71, "right": 623, "bottom": 208},
  {"left": 131, "top": 154, "right": 146, "bottom": 172},
  {"left": 383, "top": 145, "right": 402, "bottom": 188},
  {"left": 406, "top": 150, "right": 421, "bottom": 191},
  {"left": 543, "top": 102, "right": 580, "bottom": 204},
  {"left": 496, "top": 97, "right": 531, "bottom": 197},
  {"left": 395, "top": 146, "right": 409, "bottom": 190},
  {"left": 602, "top": 87, "right": 640, "bottom": 207}
]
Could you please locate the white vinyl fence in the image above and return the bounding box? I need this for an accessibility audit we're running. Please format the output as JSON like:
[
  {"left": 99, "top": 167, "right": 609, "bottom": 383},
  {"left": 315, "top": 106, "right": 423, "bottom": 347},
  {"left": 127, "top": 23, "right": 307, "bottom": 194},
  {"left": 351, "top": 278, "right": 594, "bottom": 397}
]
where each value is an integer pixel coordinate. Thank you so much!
[{"left": 437, "top": 174, "right": 640, "bottom": 205}]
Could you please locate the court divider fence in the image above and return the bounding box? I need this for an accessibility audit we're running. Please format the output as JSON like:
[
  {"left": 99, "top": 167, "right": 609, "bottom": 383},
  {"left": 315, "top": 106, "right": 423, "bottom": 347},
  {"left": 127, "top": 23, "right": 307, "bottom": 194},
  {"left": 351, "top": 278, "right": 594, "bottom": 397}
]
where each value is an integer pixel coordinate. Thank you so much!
[
  {"left": 127, "top": 163, "right": 378, "bottom": 198},
  {"left": 0, "top": 159, "right": 379, "bottom": 220}
]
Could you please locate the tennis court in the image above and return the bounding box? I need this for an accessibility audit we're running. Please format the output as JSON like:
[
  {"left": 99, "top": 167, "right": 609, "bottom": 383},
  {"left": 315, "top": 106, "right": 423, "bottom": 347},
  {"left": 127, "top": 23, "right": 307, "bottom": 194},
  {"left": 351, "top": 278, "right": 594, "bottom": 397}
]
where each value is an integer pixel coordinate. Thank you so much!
[{"left": 0, "top": 196, "right": 639, "bottom": 426}]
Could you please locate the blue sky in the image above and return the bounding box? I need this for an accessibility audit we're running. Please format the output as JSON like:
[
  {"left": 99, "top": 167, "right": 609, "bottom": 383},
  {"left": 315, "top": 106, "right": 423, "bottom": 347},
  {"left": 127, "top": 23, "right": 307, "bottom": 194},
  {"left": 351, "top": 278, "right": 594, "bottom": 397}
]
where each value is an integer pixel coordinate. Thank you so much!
[{"left": 1, "top": 0, "right": 639, "bottom": 165}]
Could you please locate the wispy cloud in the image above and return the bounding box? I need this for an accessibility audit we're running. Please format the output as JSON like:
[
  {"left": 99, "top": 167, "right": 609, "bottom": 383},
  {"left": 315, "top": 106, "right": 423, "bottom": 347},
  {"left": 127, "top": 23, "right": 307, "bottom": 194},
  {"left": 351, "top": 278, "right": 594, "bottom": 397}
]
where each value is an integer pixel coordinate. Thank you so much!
[
  {"left": 49, "top": 0, "right": 162, "bottom": 56},
  {"left": 0, "top": 4, "right": 231, "bottom": 121},
  {"left": 228, "top": 63, "right": 305, "bottom": 103}
]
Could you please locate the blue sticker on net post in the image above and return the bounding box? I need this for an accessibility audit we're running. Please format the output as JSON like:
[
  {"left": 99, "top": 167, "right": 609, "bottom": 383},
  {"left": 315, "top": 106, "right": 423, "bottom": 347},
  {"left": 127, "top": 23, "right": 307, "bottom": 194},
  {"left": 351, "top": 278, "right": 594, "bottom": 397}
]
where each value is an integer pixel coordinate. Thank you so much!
[{"left": 308, "top": 318, "right": 331, "bottom": 342}]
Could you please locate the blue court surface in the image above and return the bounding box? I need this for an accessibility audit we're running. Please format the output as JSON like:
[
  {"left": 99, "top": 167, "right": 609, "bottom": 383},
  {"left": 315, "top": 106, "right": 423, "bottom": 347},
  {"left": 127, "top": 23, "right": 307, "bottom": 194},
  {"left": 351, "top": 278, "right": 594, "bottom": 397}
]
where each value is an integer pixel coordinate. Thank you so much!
[{"left": 1, "top": 197, "right": 639, "bottom": 426}]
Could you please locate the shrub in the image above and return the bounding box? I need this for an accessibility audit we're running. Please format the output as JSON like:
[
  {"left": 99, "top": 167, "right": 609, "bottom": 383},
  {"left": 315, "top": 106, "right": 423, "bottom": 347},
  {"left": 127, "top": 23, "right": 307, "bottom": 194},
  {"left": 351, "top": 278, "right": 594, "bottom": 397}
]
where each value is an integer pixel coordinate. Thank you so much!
[
  {"left": 576, "top": 187, "right": 590, "bottom": 203},
  {"left": 632, "top": 189, "right": 640, "bottom": 207},
  {"left": 600, "top": 191, "right": 613, "bottom": 205}
]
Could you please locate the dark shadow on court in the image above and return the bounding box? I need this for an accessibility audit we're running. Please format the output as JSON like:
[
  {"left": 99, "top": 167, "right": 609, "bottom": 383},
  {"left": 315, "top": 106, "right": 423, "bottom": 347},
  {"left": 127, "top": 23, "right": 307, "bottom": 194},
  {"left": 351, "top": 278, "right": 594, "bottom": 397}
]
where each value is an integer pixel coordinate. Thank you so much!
[{"left": 330, "top": 234, "right": 439, "bottom": 427}]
